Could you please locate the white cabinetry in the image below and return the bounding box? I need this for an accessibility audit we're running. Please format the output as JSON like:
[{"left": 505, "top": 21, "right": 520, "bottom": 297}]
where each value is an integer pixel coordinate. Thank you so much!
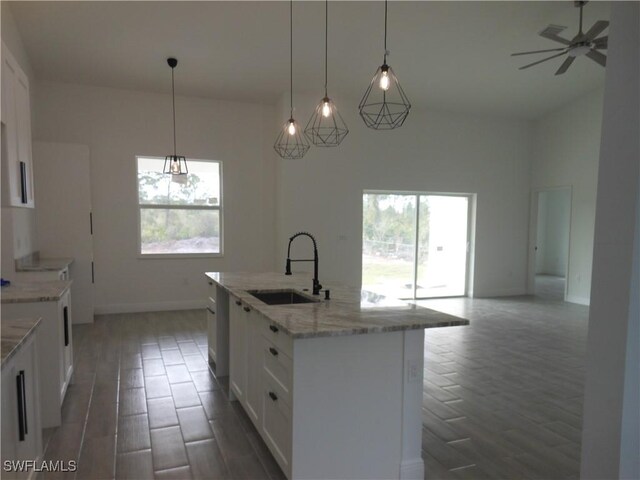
[
  {"left": 1, "top": 333, "right": 43, "bottom": 480},
  {"left": 206, "top": 279, "right": 228, "bottom": 376},
  {"left": 1, "top": 42, "right": 34, "bottom": 208},
  {"left": 229, "top": 294, "right": 248, "bottom": 403},
  {"left": 2, "top": 290, "right": 74, "bottom": 428}
]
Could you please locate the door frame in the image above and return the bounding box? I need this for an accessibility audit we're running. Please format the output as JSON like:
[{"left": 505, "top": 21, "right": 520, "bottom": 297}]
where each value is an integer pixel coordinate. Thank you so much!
[
  {"left": 362, "top": 190, "right": 476, "bottom": 299},
  {"left": 527, "top": 185, "right": 573, "bottom": 300}
]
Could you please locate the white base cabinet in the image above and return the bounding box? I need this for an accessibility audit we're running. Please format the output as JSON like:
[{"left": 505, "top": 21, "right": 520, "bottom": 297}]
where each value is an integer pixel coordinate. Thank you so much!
[
  {"left": 2, "top": 291, "right": 73, "bottom": 428},
  {"left": 1, "top": 332, "right": 43, "bottom": 480},
  {"left": 222, "top": 289, "right": 425, "bottom": 480},
  {"left": 206, "top": 279, "right": 228, "bottom": 376}
]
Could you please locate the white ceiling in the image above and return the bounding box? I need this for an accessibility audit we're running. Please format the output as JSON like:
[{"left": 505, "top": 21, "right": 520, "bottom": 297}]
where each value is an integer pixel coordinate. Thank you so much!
[{"left": 9, "top": 1, "right": 610, "bottom": 119}]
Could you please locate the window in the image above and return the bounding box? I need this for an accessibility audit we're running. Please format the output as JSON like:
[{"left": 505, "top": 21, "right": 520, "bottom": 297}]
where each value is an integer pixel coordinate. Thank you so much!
[
  {"left": 362, "top": 191, "right": 471, "bottom": 299},
  {"left": 137, "top": 156, "right": 222, "bottom": 256}
]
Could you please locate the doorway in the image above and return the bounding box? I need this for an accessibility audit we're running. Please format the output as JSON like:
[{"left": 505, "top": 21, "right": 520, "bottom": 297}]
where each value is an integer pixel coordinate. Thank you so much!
[
  {"left": 362, "top": 191, "right": 472, "bottom": 299},
  {"left": 530, "top": 187, "right": 572, "bottom": 301}
]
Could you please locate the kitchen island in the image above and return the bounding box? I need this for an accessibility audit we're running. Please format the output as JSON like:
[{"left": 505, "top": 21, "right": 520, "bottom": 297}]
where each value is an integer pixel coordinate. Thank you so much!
[{"left": 205, "top": 272, "right": 469, "bottom": 480}]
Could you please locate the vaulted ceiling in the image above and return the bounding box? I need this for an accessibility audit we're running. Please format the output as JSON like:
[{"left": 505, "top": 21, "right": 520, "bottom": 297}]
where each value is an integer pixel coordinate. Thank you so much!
[{"left": 9, "top": 1, "right": 609, "bottom": 119}]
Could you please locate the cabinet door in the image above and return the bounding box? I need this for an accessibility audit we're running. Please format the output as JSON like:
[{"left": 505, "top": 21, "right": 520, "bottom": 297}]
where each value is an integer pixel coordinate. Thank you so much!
[
  {"left": 13, "top": 67, "right": 33, "bottom": 207},
  {"left": 60, "top": 292, "right": 73, "bottom": 396},
  {"left": 14, "top": 335, "right": 42, "bottom": 465},
  {"left": 1, "top": 44, "right": 21, "bottom": 207},
  {"left": 229, "top": 296, "right": 247, "bottom": 402},
  {"left": 1, "top": 364, "right": 18, "bottom": 472},
  {"left": 245, "top": 309, "right": 263, "bottom": 429}
]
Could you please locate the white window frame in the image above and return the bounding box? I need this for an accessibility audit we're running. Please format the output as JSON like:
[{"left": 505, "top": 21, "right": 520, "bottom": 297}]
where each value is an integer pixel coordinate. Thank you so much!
[{"left": 136, "top": 155, "right": 224, "bottom": 259}]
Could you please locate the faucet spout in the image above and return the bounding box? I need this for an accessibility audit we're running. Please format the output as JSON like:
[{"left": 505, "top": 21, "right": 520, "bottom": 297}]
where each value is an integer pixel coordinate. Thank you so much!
[{"left": 285, "top": 232, "right": 322, "bottom": 295}]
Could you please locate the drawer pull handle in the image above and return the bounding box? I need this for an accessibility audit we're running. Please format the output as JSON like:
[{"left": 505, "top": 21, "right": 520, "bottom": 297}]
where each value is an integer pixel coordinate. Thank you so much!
[
  {"left": 208, "top": 281, "right": 213, "bottom": 285},
  {"left": 269, "top": 325, "right": 279, "bottom": 333},
  {"left": 243, "top": 306, "right": 251, "bottom": 312},
  {"left": 63, "top": 306, "right": 70, "bottom": 347},
  {"left": 207, "top": 307, "right": 215, "bottom": 315},
  {"left": 235, "top": 300, "right": 242, "bottom": 306},
  {"left": 268, "top": 391, "right": 278, "bottom": 402},
  {"left": 269, "top": 347, "right": 278, "bottom": 356},
  {"left": 16, "top": 370, "right": 27, "bottom": 441}
]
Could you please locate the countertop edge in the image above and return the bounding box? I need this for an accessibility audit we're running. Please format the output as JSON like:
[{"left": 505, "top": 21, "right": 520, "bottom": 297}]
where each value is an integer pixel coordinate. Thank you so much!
[
  {"left": 205, "top": 272, "right": 470, "bottom": 339},
  {"left": 1, "top": 317, "right": 42, "bottom": 369},
  {"left": 1, "top": 280, "right": 73, "bottom": 304}
]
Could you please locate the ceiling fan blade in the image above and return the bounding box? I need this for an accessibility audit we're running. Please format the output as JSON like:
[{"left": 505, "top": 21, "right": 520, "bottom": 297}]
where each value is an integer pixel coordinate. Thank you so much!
[
  {"left": 593, "top": 36, "right": 608, "bottom": 48},
  {"left": 519, "top": 51, "right": 567, "bottom": 70},
  {"left": 586, "top": 49, "right": 607, "bottom": 67},
  {"left": 555, "top": 56, "right": 575, "bottom": 75},
  {"left": 539, "top": 25, "right": 571, "bottom": 45},
  {"left": 584, "top": 20, "right": 609, "bottom": 41},
  {"left": 511, "top": 48, "right": 566, "bottom": 57}
]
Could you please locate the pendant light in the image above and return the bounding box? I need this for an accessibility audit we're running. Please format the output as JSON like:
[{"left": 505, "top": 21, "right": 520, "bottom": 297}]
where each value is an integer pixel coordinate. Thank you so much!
[
  {"left": 163, "top": 57, "right": 188, "bottom": 175},
  {"left": 304, "top": 0, "right": 348, "bottom": 147},
  {"left": 358, "top": 0, "right": 411, "bottom": 130},
  {"left": 274, "top": 0, "right": 310, "bottom": 160}
]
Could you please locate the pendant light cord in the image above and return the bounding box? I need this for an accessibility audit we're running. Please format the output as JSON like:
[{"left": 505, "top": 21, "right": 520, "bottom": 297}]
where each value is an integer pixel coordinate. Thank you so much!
[
  {"left": 171, "top": 67, "right": 177, "bottom": 157},
  {"left": 383, "top": 0, "right": 388, "bottom": 63},
  {"left": 290, "top": 0, "right": 293, "bottom": 118},
  {"left": 324, "top": 0, "right": 328, "bottom": 97}
]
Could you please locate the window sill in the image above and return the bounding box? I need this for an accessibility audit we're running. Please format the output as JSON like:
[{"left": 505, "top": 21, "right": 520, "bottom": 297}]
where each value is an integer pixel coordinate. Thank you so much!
[{"left": 138, "top": 253, "right": 224, "bottom": 260}]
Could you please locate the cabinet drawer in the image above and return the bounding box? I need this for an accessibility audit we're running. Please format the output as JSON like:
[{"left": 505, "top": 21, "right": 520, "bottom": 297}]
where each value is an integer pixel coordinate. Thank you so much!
[
  {"left": 260, "top": 320, "right": 292, "bottom": 357},
  {"left": 262, "top": 337, "right": 292, "bottom": 402},
  {"left": 262, "top": 375, "right": 292, "bottom": 474}
]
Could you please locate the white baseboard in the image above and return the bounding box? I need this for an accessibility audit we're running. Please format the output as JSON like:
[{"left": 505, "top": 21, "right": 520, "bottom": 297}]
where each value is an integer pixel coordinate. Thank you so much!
[
  {"left": 566, "top": 294, "right": 591, "bottom": 306},
  {"left": 400, "top": 459, "right": 425, "bottom": 479},
  {"left": 472, "top": 287, "right": 527, "bottom": 298},
  {"left": 94, "top": 300, "right": 205, "bottom": 315}
]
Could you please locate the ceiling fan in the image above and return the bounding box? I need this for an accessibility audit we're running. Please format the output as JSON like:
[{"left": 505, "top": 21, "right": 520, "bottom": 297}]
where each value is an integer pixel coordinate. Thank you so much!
[{"left": 512, "top": 1, "right": 608, "bottom": 75}]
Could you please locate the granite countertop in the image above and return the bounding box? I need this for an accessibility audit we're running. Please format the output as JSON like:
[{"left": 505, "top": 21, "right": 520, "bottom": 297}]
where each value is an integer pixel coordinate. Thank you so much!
[
  {"left": 1, "top": 317, "right": 42, "bottom": 368},
  {"left": 1, "top": 280, "right": 73, "bottom": 304},
  {"left": 16, "top": 257, "right": 74, "bottom": 272},
  {"left": 205, "top": 272, "right": 469, "bottom": 339}
]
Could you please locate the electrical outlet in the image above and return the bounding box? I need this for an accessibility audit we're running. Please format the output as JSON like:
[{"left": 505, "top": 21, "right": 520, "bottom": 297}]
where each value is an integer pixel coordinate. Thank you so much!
[{"left": 407, "top": 360, "right": 421, "bottom": 383}]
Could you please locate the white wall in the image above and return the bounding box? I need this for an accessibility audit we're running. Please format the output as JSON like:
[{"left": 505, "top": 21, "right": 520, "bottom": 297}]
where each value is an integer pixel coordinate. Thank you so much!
[
  {"left": 275, "top": 93, "right": 533, "bottom": 297},
  {"left": 34, "top": 82, "right": 278, "bottom": 313},
  {"left": 531, "top": 89, "right": 603, "bottom": 304},
  {"left": 1, "top": 1, "right": 38, "bottom": 274},
  {"left": 581, "top": 2, "right": 639, "bottom": 478},
  {"left": 536, "top": 188, "right": 570, "bottom": 277}
]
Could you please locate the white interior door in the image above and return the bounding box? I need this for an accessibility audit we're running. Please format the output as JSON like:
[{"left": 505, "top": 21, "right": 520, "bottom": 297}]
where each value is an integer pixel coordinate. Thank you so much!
[{"left": 33, "top": 142, "right": 94, "bottom": 324}]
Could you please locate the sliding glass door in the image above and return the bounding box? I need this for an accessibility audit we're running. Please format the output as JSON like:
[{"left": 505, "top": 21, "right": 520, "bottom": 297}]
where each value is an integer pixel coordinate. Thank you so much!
[{"left": 363, "top": 192, "right": 470, "bottom": 299}]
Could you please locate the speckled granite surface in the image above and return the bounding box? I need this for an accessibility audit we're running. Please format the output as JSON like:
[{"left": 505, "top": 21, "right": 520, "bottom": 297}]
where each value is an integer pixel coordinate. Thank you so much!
[
  {"left": 1, "top": 317, "right": 41, "bottom": 368},
  {"left": 15, "top": 257, "right": 74, "bottom": 272},
  {"left": 205, "top": 272, "right": 469, "bottom": 339},
  {"left": 1, "top": 280, "right": 72, "bottom": 304}
]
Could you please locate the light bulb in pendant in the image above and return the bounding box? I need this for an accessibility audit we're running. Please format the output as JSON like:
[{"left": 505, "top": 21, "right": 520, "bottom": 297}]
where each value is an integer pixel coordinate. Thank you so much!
[
  {"left": 171, "top": 158, "right": 181, "bottom": 174},
  {"left": 321, "top": 99, "right": 332, "bottom": 118},
  {"left": 379, "top": 68, "right": 390, "bottom": 91},
  {"left": 287, "top": 120, "right": 296, "bottom": 136}
]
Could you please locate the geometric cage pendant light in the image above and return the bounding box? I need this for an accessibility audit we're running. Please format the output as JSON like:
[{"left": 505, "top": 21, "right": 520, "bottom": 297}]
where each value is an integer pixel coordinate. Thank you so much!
[
  {"left": 163, "top": 57, "right": 188, "bottom": 175},
  {"left": 274, "top": 0, "right": 311, "bottom": 159},
  {"left": 358, "top": 0, "right": 411, "bottom": 130},
  {"left": 304, "top": 0, "right": 349, "bottom": 147}
]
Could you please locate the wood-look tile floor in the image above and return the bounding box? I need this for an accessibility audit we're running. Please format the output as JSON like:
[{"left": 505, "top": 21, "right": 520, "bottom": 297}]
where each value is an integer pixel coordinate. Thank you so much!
[
  {"left": 39, "top": 291, "right": 588, "bottom": 480},
  {"left": 418, "top": 293, "right": 587, "bottom": 480}
]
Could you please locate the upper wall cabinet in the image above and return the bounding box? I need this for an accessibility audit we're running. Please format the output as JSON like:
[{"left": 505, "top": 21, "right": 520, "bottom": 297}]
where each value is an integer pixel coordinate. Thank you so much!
[{"left": 1, "top": 42, "right": 34, "bottom": 208}]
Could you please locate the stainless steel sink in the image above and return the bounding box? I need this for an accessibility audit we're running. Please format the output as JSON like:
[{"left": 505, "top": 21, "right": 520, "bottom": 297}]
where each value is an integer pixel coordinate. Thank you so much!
[{"left": 247, "top": 289, "right": 318, "bottom": 305}]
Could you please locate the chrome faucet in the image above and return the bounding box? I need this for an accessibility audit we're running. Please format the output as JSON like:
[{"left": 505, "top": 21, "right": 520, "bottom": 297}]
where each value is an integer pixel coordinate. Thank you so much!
[{"left": 285, "top": 232, "right": 322, "bottom": 295}]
